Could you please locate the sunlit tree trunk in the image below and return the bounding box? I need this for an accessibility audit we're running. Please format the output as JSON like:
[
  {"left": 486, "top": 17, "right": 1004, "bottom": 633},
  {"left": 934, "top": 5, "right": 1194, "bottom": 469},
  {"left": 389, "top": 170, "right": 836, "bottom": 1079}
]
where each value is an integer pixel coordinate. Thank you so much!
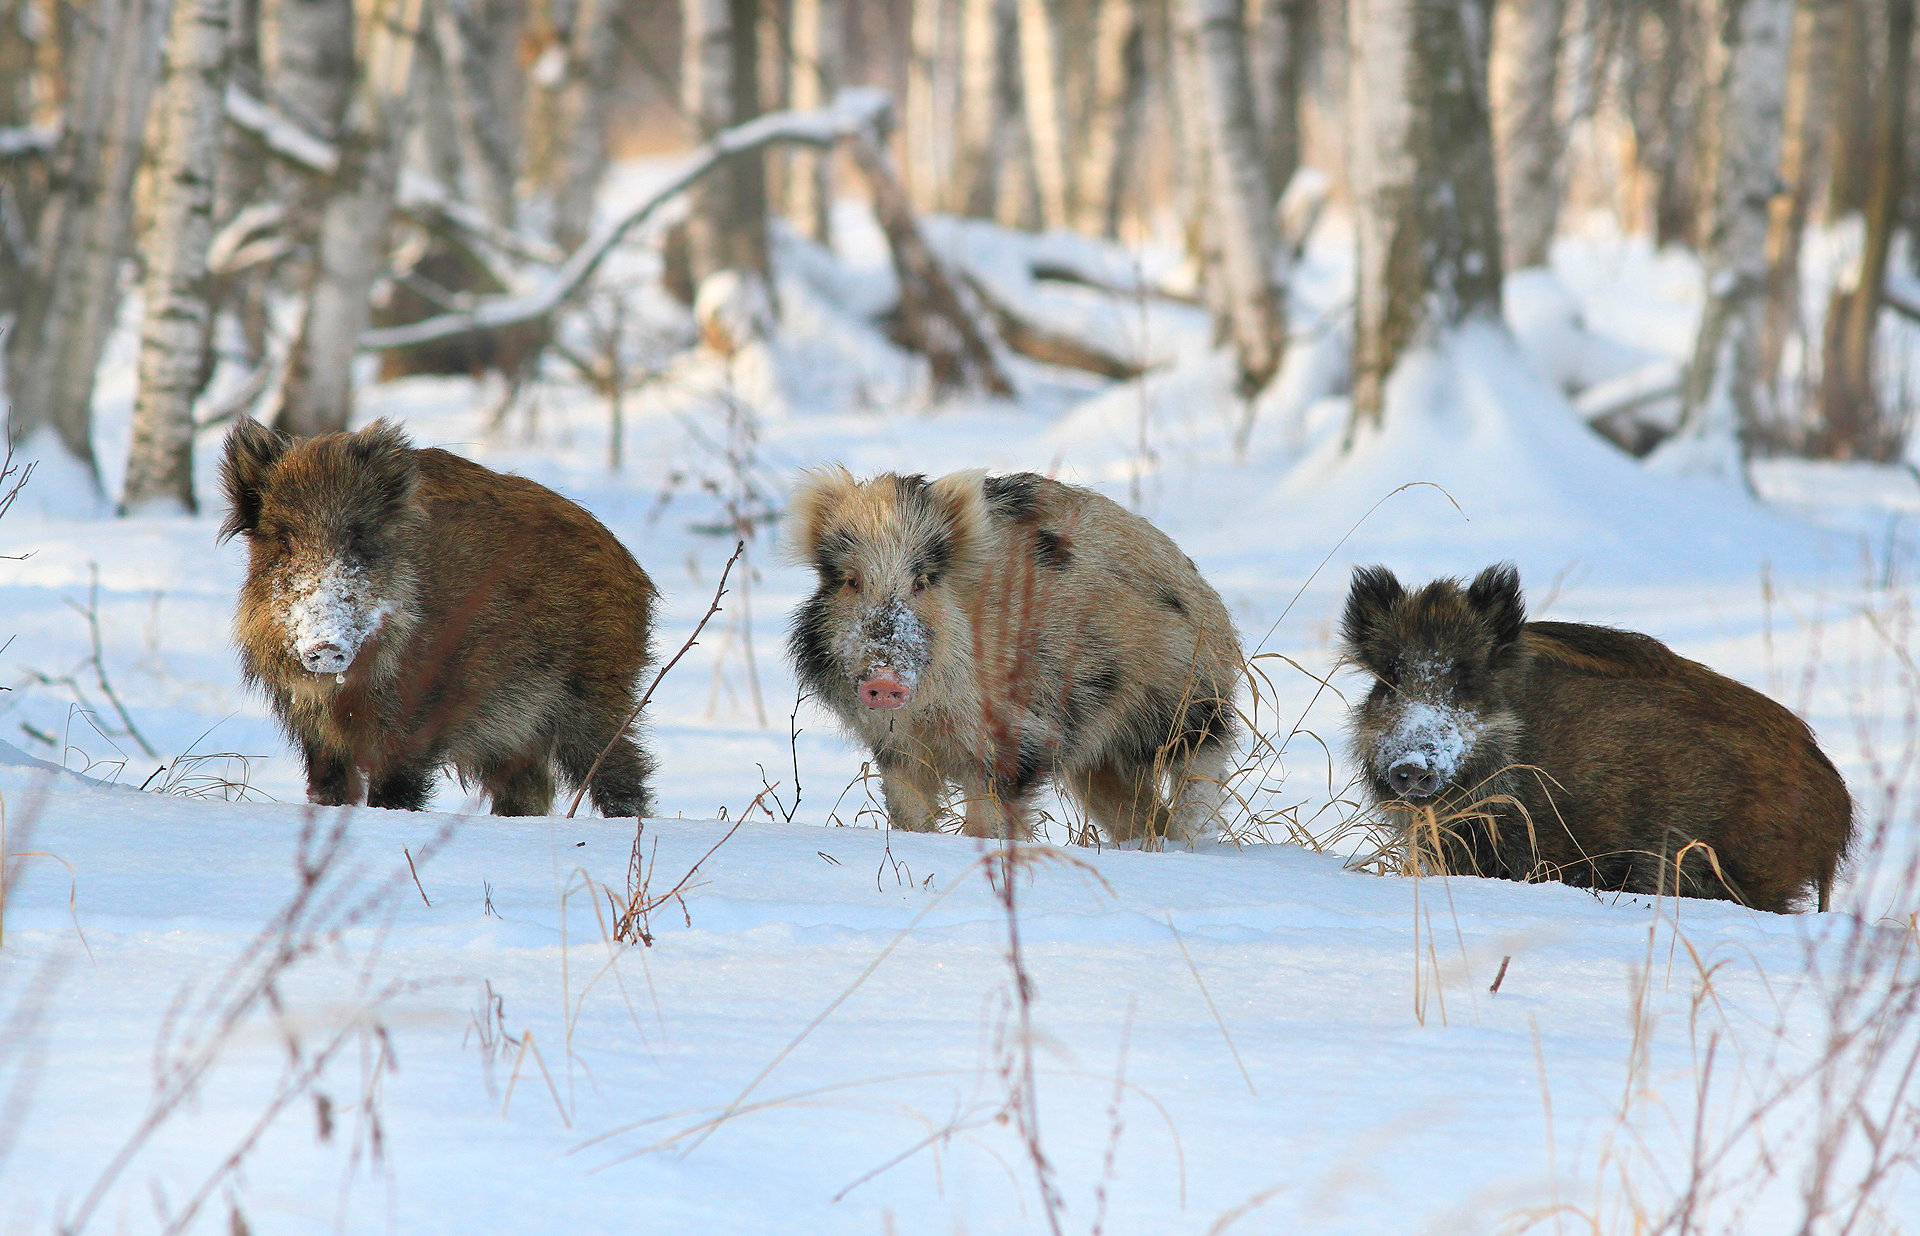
[
  {"left": 1248, "top": 0, "right": 1308, "bottom": 209},
  {"left": 1814, "top": 0, "right": 1912, "bottom": 458},
  {"left": 1017, "top": 0, "right": 1070, "bottom": 227},
  {"left": 277, "top": 0, "right": 426, "bottom": 437},
  {"left": 3, "top": 0, "right": 164, "bottom": 494},
  {"left": 1761, "top": 0, "right": 1838, "bottom": 388},
  {"left": 547, "top": 0, "right": 620, "bottom": 251},
  {"left": 123, "top": 0, "right": 232, "bottom": 513},
  {"left": 788, "top": 0, "right": 842, "bottom": 243},
  {"left": 1490, "top": 0, "right": 1565, "bottom": 270},
  {"left": 906, "top": 0, "right": 943, "bottom": 208},
  {"left": 682, "top": 0, "right": 768, "bottom": 285},
  {"left": 433, "top": 0, "right": 525, "bottom": 227},
  {"left": 1074, "top": 0, "right": 1146, "bottom": 237},
  {"left": 1654, "top": 0, "right": 1795, "bottom": 473},
  {"left": 1347, "top": 0, "right": 1504, "bottom": 437},
  {"left": 952, "top": 0, "right": 1018, "bottom": 216}
]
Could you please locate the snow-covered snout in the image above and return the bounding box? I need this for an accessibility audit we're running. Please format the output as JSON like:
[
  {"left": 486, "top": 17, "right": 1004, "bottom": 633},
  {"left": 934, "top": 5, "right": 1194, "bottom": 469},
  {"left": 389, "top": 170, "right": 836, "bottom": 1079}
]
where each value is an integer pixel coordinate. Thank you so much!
[
  {"left": 1341, "top": 563, "right": 1527, "bottom": 805},
  {"left": 277, "top": 554, "right": 399, "bottom": 675},
  {"left": 841, "top": 595, "right": 932, "bottom": 709}
]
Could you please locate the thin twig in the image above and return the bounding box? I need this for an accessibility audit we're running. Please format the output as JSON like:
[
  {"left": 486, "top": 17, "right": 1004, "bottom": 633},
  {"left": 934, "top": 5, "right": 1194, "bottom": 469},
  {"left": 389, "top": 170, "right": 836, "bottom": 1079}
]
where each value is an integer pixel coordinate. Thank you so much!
[
  {"left": 1166, "top": 913, "right": 1256, "bottom": 1097},
  {"left": 404, "top": 846, "right": 430, "bottom": 907}
]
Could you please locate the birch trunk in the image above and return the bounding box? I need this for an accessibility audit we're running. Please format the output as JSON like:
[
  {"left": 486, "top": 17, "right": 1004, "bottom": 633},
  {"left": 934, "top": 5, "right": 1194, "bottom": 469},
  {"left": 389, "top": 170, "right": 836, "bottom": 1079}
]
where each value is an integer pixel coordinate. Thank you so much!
[
  {"left": 906, "top": 0, "right": 943, "bottom": 208},
  {"left": 1073, "top": 0, "right": 1145, "bottom": 236},
  {"left": 1654, "top": 0, "right": 1795, "bottom": 474},
  {"left": 277, "top": 0, "right": 425, "bottom": 437},
  {"left": 2, "top": 0, "right": 164, "bottom": 492},
  {"left": 547, "top": 0, "right": 620, "bottom": 251},
  {"left": 1760, "top": 0, "right": 1838, "bottom": 387},
  {"left": 1490, "top": 0, "right": 1565, "bottom": 270},
  {"left": 431, "top": 0, "right": 525, "bottom": 227},
  {"left": 951, "top": 0, "right": 1018, "bottom": 216},
  {"left": 1248, "top": 0, "right": 1308, "bottom": 212},
  {"left": 682, "top": 0, "right": 768, "bottom": 285},
  {"left": 1017, "top": 0, "right": 1070, "bottom": 228},
  {"left": 1347, "top": 0, "right": 1504, "bottom": 437},
  {"left": 123, "top": 0, "right": 232, "bottom": 514},
  {"left": 1813, "top": 0, "right": 1912, "bottom": 458},
  {"left": 787, "top": 0, "right": 841, "bottom": 242}
]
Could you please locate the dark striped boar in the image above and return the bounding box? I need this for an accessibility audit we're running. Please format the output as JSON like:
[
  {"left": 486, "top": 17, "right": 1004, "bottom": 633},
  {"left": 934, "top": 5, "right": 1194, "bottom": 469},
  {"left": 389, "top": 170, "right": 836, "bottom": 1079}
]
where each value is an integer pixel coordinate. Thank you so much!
[
  {"left": 786, "top": 467, "right": 1242, "bottom": 842},
  {"left": 1341, "top": 563, "right": 1853, "bottom": 912},
  {"left": 219, "top": 418, "right": 657, "bottom": 817}
]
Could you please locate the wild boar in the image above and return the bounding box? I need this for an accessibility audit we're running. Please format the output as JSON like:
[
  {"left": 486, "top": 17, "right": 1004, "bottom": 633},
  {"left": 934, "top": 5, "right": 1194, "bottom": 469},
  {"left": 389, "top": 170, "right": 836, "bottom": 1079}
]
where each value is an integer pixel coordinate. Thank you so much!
[
  {"left": 219, "top": 418, "right": 657, "bottom": 817},
  {"left": 786, "top": 467, "right": 1243, "bottom": 842},
  {"left": 1341, "top": 563, "right": 1853, "bottom": 912}
]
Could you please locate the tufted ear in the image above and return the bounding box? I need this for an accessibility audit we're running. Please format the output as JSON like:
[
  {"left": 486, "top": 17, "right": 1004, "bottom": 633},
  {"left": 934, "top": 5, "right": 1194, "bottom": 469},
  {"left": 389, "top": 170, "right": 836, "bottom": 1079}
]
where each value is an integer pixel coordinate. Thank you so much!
[
  {"left": 926, "top": 470, "right": 990, "bottom": 560},
  {"left": 218, "top": 418, "right": 290, "bottom": 543},
  {"left": 783, "top": 464, "right": 859, "bottom": 573},
  {"left": 1340, "top": 565, "right": 1406, "bottom": 676},
  {"left": 346, "top": 419, "right": 419, "bottom": 521},
  {"left": 1467, "top": 562, "right": 1527, "bottom": 653}
]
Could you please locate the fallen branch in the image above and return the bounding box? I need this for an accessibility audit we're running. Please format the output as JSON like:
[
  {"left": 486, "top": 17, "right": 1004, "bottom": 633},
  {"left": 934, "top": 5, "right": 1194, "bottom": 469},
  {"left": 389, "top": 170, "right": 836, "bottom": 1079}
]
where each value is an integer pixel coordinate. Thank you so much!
[
  {"left": 1572, "top": 358, "right": 1684, "bottom": 423},
  {"left": 565, "top": 540, "right": 748, "bottom": 819},
  {"left": 360, "top": 89, "right": 896, "bottom": 353},
  {"left": 963, "top": 272, "right": 1144, "bottom": 380}
]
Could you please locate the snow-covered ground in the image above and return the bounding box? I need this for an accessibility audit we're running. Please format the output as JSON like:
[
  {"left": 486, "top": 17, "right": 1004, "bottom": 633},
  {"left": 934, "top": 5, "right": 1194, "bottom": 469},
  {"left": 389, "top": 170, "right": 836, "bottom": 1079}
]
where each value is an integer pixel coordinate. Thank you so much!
[{"left": 5, "top": 195, "right": 1920, "bottom": 1234}]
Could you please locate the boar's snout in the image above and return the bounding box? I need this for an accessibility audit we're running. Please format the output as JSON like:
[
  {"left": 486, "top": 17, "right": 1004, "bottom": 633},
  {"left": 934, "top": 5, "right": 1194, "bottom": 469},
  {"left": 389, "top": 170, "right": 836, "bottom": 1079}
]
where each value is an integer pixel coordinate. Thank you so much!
[
  {"left": 858, "top": 668, "right": 913, "bottom": 710},
  {"left": 1387, "top": 759, "right": 1442, "bottom": 799},
  {"left": 300, "top": 640, "right": 353, "bottom": 675}
]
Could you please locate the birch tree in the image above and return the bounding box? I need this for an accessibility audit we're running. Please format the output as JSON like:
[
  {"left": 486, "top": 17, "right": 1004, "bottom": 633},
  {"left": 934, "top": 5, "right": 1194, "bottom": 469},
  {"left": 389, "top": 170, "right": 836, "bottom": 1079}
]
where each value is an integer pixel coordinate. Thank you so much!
[
  {"left": 1490, "top": 0, "right": 1565, "bottom": 271},
  {"left": 1176, "top": 0, "right": 1288, "bottom": 394},
  {"left": 1652, "top": 0, "right": 1795, "bottom": 474},
  {"left": 682, "top": 0, "right": 768, "bottom": 287},
  {"left": 1813, "top": 0, "right": 1912, "bottom": 458},
  {"left": 545, "top": 0, "right": 621, "bottom": 251},
  {"left": 1347, "top": 0, "right": 1504, "bottom": 437},
  {"left": 906, "top": 0, "right": 944, "bottom": 208},
  {"left": 951, "top": 0, "right": 1019, "bottom": 217},
  {"left": 277, "top": 0, "right": 426, "bottom": 437},
  {"left": 1249, "top": 0, "right": 1309, "bottom": 213},
  {"left": 1761, "top": 0, "right": 1839, "bottom": 386},
  {"left": 788, "top": 0, "right": 842, "bottom": 243},
  {"left": 432, "top": 0, "right": 526, "bottom": 228},
  {"left": 123, "top": 0, "right": 232, "bottom": 513},
  {"left": 1018, "top": 0, "right": 1071, "bottom": 228},
  {"left": 2, "top": 0, "right": 164, "bottom": 494},
  {"left": 1073, "top": 0, "right": 1146, "bottom": 237}
]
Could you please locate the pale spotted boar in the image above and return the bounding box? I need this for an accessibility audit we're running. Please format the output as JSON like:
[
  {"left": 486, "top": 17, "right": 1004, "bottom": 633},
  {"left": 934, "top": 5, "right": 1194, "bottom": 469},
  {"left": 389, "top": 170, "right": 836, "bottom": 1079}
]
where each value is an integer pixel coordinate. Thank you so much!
[
  {"left": 1341, "top": 563, "right": 1853, "bottom": 911},
  {"left": 787, "top": 467, "right": 1242, "bottom": 842},
  {"left": 220, "top": 418, "right": 657, "bottom": 816}
]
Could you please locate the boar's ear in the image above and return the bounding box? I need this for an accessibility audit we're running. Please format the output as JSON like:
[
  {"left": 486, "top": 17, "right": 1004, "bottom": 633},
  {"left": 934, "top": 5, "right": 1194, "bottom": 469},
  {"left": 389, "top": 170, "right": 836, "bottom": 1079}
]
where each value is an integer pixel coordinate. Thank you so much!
[
  {"left": 218, "top": 418, "right": 290, "bottom": 542},
  {"left": 783, "top": 464, "right": 858, "bottom": 571},
  {"left": 1467, "top": 562, "right": 1526, "bottom": 653},
  {"left": 927, "top": 470, "right": 990, "bottom": 564},
  {"left": 348, "top": 419, "right": 419, "bottom": 518},
  {"left": 1340, "top": 565, "right": 1405, "bottom": 673}
]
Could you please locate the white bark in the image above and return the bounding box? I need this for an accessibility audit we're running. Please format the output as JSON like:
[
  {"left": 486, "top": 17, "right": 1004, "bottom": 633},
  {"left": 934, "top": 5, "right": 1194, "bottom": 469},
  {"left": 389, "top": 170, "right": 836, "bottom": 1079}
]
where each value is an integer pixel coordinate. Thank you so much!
[
  {"left": 1347, "top": 0, "right": 1504, "bottom": 436},
  {"left": 1653, "top": 0, "right": 1795, "bottom": 474},
  {"left": 1178, "top": 0, "right": 1288, "bottom": 392},
  {"left": 124, "top": 0, "right": 232, "bottom": 514},
  {"left": 1248, "top": 0, "right": 1306, "bottom": 214},
  {"left": 1490, "top": 0, "right": 1565, "bottom": 271},
  {"left": 430, "top": 0, "right": 525, "bottom": 227},
  {"left": 681, "top": 0, "right": 767, "bottom": 283},
  {"left": 2, "top": 0, "right": 164, "bottom": 491},
  {"left": 277, "top": 0, "right": 426, "bottom": 437},
  {"left": 1073, "top": 0, "right": 1145, "bottom": 237},
  {"left": 906, "top": 0, "right": 943, "bottom": 208},
  {"left": 547, "top": 0, "right": 619, "bottom": 250},
  {"left": 787, "top": 0, "right": 842, "bottom": 242},
  {"left": 1017, "top": 0, "right": 1070, "bottom": 228},
  {"left": 952, "top": 0, "right": 1017, "bottom": 216}
]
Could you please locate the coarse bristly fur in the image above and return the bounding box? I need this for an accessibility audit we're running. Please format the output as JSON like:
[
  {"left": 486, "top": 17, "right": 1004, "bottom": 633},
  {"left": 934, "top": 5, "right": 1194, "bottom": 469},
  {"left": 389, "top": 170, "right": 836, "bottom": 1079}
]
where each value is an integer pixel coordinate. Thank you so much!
[
  {"left": 220, "top": 418, "right": 658, "bottom": 817},
  {"left": 1341, "top": 562, "right": 1855, "bottom": 912},
  {"left": 785, "top": 466, "right": 1243, "bottom": 843}
]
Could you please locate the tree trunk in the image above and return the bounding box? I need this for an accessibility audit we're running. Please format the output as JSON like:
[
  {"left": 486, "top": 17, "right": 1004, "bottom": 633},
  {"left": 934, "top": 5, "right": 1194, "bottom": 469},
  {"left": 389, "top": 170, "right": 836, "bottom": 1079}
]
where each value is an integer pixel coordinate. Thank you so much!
[
  {"left": 906, "top": 0, "right": 943, "bottom": 208},
  {"left": 788, "top": 0, "right": 842, "bottom": 242},
  {"left": 2, "top": 0, "right": 164, "bottom": 493},
  {"left": 1813, "top": 0, "right": 1912, "bottom": 459},
  {"left": 1248, "top": 0, "right": 1309, "bottom": 211},
  {"left": 1347, "top": 0, "right": 1504, "bottom": 437},
  {"left": 277, "top": 0, "right": 426, "bottom": 437},
  {"left": 1073, "top": 0, "right": 1146, "bottom": 237},
  {"left": 951, "top": 0, "right": 1019, "bottom": 217},
  {"left": 1017, "top": 0, "right": 1070, "bottom": 228},
  {"left": 432, "top": 0, "right": 525, "bottom": 228},
  {"left": 1490, "top": 0, "right": 1566, "bottom": 270},
  {"left": 682, "top": 0, "right": 769, "bottom": 285},
  {"left": 123, "top": 0, "right": 232, "bottom": 514},
  {"left": 1827, "top": 0, "right": 1872, "bottom": 217},
  {"left": 547, "top": 0, "right": 621, "bottom": 251},
  {"left": 1760, "top": 0, "right": 1839, "bottom": 388},
  {"left": 1628, "top": 0, "right": 1710, "bottom": 248},
  {"left": 1654, "top": 0, "right": 1796, "bottom": 473}
]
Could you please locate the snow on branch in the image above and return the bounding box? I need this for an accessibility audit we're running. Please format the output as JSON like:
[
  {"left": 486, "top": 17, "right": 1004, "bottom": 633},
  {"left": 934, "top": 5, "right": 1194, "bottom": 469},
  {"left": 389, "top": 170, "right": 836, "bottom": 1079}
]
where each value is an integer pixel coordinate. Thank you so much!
[
  {"left": 359, "top": 88, "right": 897, "bottom": 352},
  {"left": 0, "top": 126, "right": 58, "bottom": 160}
]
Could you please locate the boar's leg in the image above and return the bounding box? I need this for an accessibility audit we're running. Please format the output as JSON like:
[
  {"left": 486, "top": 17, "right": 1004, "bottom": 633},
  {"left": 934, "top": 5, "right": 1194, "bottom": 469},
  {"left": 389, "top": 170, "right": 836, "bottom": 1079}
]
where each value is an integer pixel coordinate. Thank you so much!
[
  {"left": 480, "top": 752, "right": 557, "bottom": 817},
  {"left": 1066, "top": 761, "right": 1171, "bottom": 844},
  {"left": 876, "top": 747, "right": 946, "bottom": 832},
  {"left": 1166, "top": 743, "right": 1232, "bottom": 841},
  {"left": 303, "top": 739, "right": 362, "bottom": 807},
  {"left": 555, "top": 722, "right": 657, "bottom": 820},
  {"left": 957, "top": 771, "right": 1035, "bottom": 840},
  {"left": 1623, "top": 827, "right": 1750, "bottom": 906},
  {"left": 368, "top": 763, "right": 436, "bottom": 812}
]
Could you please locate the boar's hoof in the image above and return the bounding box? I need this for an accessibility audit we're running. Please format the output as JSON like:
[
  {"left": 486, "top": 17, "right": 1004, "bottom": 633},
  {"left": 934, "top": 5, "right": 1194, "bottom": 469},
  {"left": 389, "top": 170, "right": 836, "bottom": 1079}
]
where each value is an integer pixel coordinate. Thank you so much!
[
  {"left": 300, "top": 642, "right": 352, "bottom": 674},
  {"left": 1388, "top": 760, "right": 1442, "bottom": 799},
  {"left": 858, "top": 670, "right": 912, "bottom": 710}
]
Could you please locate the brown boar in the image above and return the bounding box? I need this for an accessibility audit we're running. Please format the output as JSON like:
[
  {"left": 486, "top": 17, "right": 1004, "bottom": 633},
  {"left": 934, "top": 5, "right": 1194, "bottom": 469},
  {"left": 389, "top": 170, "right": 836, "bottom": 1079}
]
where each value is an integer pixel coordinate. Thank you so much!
[
  {"left": 219, "top": 418, "right": 657, "bottom": 817},
  {"left": 786, "top": 467, "right": 1243, "bottom": 842},
  {"left": 1341, "top": 563, "right": 1854, "bottom": 912}
]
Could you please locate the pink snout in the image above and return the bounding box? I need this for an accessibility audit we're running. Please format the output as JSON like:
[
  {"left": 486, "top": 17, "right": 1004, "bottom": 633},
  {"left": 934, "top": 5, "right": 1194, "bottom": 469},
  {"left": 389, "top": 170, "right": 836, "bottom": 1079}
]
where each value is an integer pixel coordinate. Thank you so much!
[{"left": 858, "top": 668, "right": 913, "bottom": 710}]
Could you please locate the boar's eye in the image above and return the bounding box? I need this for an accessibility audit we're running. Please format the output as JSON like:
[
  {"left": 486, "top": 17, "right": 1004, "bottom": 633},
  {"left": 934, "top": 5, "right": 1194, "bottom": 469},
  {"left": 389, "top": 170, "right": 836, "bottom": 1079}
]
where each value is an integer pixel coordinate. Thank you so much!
[
  {"left": 911, "top": 578, "right": 926, "bottom": 594},
  {"left": 844, "top": 572, "right": 861, "bottom": 593}
]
